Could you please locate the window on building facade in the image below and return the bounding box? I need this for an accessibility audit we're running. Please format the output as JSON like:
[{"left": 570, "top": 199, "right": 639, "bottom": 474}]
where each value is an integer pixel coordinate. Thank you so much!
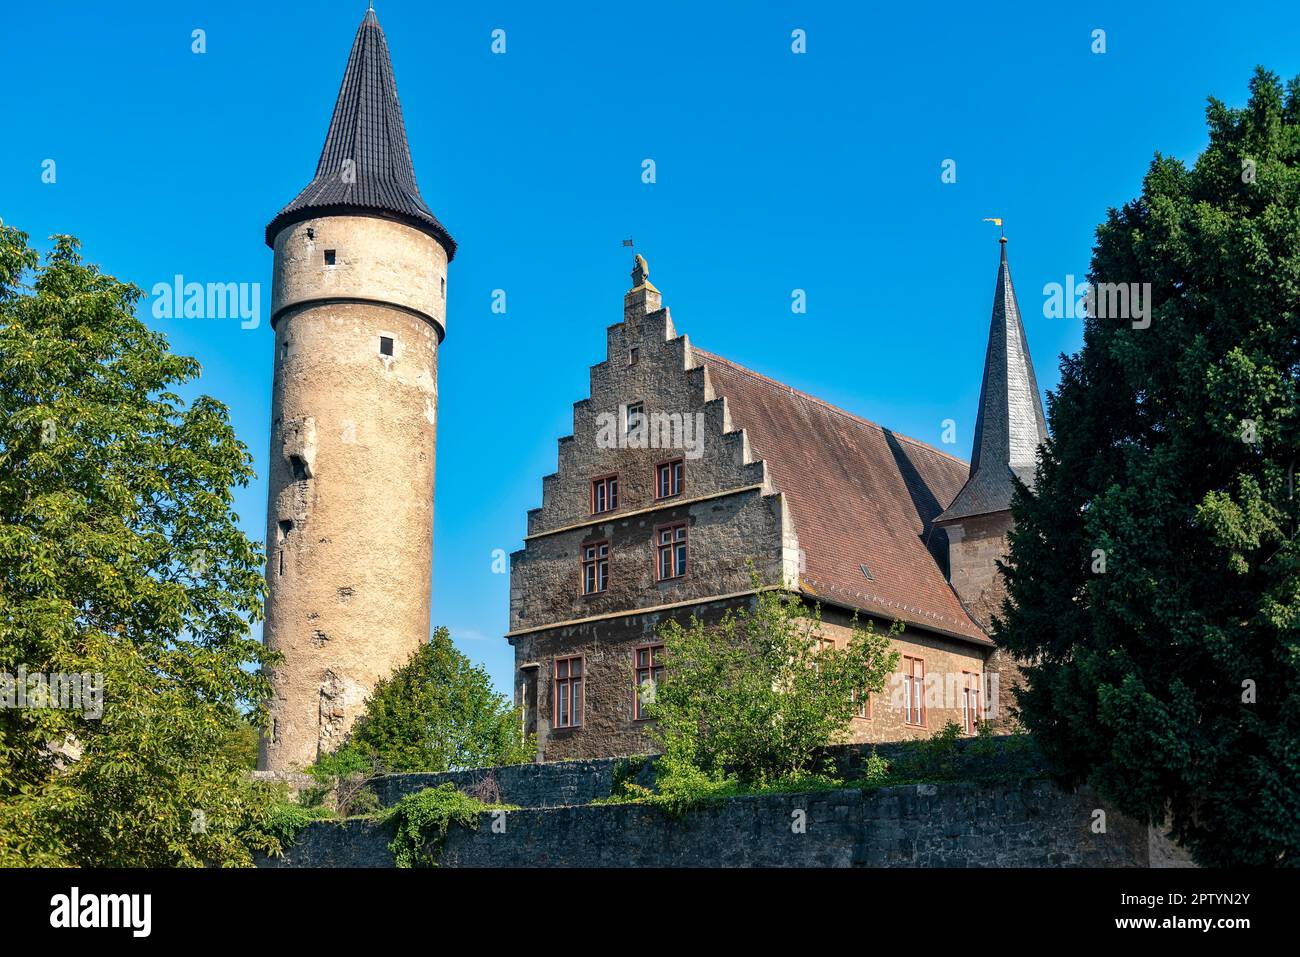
[
  {"left": 626, "top": 401, "right": 645, "bottom": 435},
  {"left": 628, "top": 347, "right": 639, "bottom": 366},
  {"left": 633, "top": 644, "right": 664, "bottom": 720},
  {"left": 902, "top": 656, "right": 926, "bottom": 727},
  {"left": 591, "top": 475, "right": 618, "bottom": 515},
  {"left": 554, "top": 656, "right": 584, "bottom": 728},
  {"left": 655, "top": 458, "right": 684, "bottom": 499},
  {"left": 812, "top": 637, "right": 834, "bottom": 674},
  {"left": 581, "top": 541, "right": 609, "bottom": 595},
  {"left": 853, "top": 688, "right": 870, "bottom": 719},
  {"left": 962, "top": 670, "right": 981, "bottom": 735},
  {"left": 656, "top": 522, "right": 688, "bottom": 580},
  {"left": 379, "top": 336, "right": 394, "bottom": 356}
]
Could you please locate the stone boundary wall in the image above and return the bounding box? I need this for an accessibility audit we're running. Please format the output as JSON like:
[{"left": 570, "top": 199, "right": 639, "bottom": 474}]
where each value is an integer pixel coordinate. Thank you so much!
[
  {"left": 366, "top": 736, "right": 1035, "bottom": 809},
  {"left": 259, "top": 778, "right": 1155, "bottom": 868}
]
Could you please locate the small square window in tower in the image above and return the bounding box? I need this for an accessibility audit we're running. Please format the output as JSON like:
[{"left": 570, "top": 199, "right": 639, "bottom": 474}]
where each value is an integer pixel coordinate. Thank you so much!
[
  {"left": 379, "top": 336, "right": 394, "bottom": 357},
  {"left": 323, "top": 249, "right": 336, "bottom": 266},
  {"left": 628, "top": 347, "right": 639, "bottom": 366}
]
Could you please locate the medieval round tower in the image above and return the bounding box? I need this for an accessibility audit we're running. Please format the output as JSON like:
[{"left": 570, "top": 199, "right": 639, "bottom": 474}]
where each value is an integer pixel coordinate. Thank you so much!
[{"left": 258, "top": 8, "right": 455, "bottom": 773}]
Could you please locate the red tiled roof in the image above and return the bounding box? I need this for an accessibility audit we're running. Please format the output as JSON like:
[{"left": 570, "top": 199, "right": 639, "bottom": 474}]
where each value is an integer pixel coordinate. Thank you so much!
[{"left": 695, "top": 349, "right": 990, "bottom": 644}]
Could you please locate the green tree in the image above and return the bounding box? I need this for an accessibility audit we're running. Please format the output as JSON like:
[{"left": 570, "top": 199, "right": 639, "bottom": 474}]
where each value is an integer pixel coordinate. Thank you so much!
[
  {"left": 996, "top": 69, "right": 1300, "bottom": 866},
  {"left": 334, "top": 626, "right": 533, "bottom": 774},
  {"left": 0, "top": 225, "right": 274, "bottom": 866},
  {"left": 649, "top": 573, "right": 900, "bottom": 789}
]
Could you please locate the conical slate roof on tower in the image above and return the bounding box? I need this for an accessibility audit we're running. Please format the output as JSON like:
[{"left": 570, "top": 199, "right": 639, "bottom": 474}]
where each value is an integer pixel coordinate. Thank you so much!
[
  {"left": 936, "top": 238, "right": 1048, "bottom": 524},
  {"left": 264, "top": 8, "right": 455, "bottom": 256}
]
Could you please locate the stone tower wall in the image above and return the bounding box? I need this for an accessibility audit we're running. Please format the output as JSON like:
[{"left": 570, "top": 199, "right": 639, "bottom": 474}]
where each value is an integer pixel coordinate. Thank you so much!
[
  {"left": 259, "top": 213, "right": 447, "bottom": 773},
  {"left": 944, "top": 510, "right": 1024, "bottom": 729}
]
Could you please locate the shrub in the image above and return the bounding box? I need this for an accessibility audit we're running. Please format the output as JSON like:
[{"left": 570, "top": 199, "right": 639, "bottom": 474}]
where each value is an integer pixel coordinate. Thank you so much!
[
  {"left": 385, "top": 784, "right": 513, "bottom": 868},
  {"left": 648, "top": 568, "right": 900, "bottom": 793}
]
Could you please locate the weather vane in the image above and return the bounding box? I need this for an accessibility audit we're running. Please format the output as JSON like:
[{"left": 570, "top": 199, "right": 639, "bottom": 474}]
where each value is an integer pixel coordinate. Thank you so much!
[{"left": 983, "top": 217, "right": 1005, "bottom": 239}]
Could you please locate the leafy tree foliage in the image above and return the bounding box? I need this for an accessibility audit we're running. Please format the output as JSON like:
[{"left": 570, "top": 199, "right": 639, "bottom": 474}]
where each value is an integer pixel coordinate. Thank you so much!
[
  {"left": 996, "top": 69, "right": 1300, "bottom": 865},
  {"left": 649, "top": 574, "right": 899, "bottom": 789},
  {"left": 0, "top": 225, "right": 273, "bottom": 865},
  {"left": 331, "top": 626, "right": 534, "bottom": 774}
]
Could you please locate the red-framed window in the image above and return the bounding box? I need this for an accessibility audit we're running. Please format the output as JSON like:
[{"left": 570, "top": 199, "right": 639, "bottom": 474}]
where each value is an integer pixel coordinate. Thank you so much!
[
  {"left": 553, "top": 656, "right": 584, "bottom": 728},
  {"left": 656, "top": 522, "right": 688, "bottom": 580},
  {"left": 962, "top": 671, "right": 981, "bottom": 735},
  {"left": 633, "top": 644, "right": 664, "bottom": 721},
  {"left": 655, "top": 458, "right": 684, "bottom": 499},
  {"left": 902, "top": 656, "right": 926, "bottom": 727},
  {"left": 582, "top": 540, "right": 609, "bottom": 595},
  {"left": 591, "top": 474, "right": 618, "bottom": 515}
]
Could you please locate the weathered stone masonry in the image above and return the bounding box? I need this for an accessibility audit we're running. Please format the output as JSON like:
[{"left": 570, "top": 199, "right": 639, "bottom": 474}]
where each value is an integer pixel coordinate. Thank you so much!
[
  {"left": 258, "top": 10, "right": 456, "bottom": 773},
  {"left": 262, "top": 780, "right": 1154, "bottom": 869}
]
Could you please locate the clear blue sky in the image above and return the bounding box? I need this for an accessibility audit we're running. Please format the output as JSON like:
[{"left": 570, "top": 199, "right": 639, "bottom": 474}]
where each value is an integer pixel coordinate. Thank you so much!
[{"left": 4, "top": 1, "right": 1298, "bottom": 695}]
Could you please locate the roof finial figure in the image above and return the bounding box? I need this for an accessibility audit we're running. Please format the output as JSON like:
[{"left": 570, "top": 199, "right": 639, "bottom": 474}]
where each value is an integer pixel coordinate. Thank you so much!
[{"left": 631, "top": 253, "right": 649, "bottom": 287}]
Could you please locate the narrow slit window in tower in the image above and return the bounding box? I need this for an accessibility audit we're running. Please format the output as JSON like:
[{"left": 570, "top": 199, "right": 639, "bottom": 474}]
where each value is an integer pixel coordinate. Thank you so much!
[
  {"left": 277, "top": 520, "right": 294, "bottom": 576},
  {"left": 289, "top": 454, "right": 310, "bottom": 481}
]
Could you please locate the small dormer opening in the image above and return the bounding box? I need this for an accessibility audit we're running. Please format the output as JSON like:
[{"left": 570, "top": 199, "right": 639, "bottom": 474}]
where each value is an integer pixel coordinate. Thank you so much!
[
  {"left": 324, "top": 249, "right": 337, "bottom": 266},
  {"left": 859, "top": 563, "right": 874, "bottom": 581},
  {"left": 379, "top": 336, "right": 394, "bottom": 357}
]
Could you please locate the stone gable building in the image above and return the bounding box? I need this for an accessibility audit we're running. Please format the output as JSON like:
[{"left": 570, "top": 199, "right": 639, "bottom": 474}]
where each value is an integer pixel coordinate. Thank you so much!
[{"left": 509, "top": 244, "right": 1048, "bottom": 762}]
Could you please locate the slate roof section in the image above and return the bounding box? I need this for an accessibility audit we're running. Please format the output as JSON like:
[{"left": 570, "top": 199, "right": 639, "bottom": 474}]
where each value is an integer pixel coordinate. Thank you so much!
[
  {"left": 265, "top": 9, "right": 456, "bottom": 256},
  {"left": 695, "top": 350, "right": 991, "bottom": 643},
  {"left": 936, "top": 239, "right": 1047, "bottom": 524}
]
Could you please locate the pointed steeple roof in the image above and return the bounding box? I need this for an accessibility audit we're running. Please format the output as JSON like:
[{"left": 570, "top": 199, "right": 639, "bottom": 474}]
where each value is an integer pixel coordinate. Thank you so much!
[
  {"left": 936, "top": 238, "right": 1048, "bottom": 524},
  {"left": 265, "top": 8, "right": 455, "bottom": 256}
]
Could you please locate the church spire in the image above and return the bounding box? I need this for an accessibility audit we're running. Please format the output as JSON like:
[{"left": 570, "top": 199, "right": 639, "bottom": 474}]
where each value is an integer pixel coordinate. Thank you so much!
[
  {"left": 937, "top": 237, "right": 1048, "bottom": 524},
  {"left": 264, "top": 8, "right": 455, "bottom": 256}
]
